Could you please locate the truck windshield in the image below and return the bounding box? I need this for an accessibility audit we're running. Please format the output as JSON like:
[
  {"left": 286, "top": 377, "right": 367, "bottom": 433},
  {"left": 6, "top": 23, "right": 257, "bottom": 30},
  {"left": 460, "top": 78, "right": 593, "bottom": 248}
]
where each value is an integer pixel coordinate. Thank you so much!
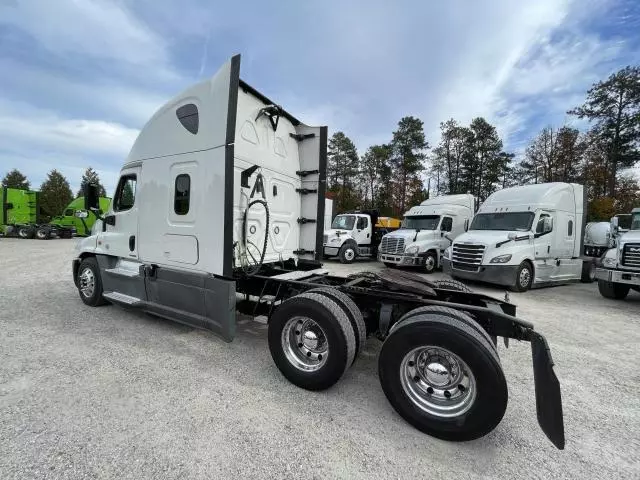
[
  {"left": 401, "top": 215, "right": 440, "bottom": 230},
  {"left": 470, "top": 212, "right": 534, "bottom": 231},
  {"left": 331, "top": 215, "right": 355, "bottom": 230},
  {"left": 631, "top": 213, "right": 640, "bottom": 230}
]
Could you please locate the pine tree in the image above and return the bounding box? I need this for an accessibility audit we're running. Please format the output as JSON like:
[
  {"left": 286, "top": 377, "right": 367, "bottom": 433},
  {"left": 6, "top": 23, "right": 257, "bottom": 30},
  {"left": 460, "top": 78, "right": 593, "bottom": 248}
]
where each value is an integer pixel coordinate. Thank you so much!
[
  {"left": 569, "top": 65, "right": 640, "bottom": 196},
  {"left": 461, "top": 117, "right": 503, "bottom": 200},
  {"left": 327, "top": 132, "right": 360, "bottom": 212},
  {"left": 1, "top": 169, "right": 31, "bottom": 190},
  {"left": 40, "top": 170, "right": 73, "bottom": 218},
  {"left": 360, "top": 144, "right": 391, "bottom": 209},
  {"left": 77, "top": 167, "right": 108, "bottom": 198},
  {"left": 390, "top": 116, "right": 428, "bottom": 214}
]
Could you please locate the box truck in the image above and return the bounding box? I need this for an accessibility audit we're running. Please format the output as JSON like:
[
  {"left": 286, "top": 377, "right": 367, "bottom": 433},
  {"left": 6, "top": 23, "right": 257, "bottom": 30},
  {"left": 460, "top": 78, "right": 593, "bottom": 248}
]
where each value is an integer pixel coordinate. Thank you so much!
[
  {"left": 72, "top": 55, "right": 564, "bottom": 449},
  {"left": 442, "top": 183, "right": 593, "bottom": 291},
  {"left": 378, "top": 194, "right": 476, "bottom": 272},
  {"left": 322, "top": 210, "right": 400, "bottom": 263},
  {"left": 596, "top": 208, "right": 640, "bottom": 299}
]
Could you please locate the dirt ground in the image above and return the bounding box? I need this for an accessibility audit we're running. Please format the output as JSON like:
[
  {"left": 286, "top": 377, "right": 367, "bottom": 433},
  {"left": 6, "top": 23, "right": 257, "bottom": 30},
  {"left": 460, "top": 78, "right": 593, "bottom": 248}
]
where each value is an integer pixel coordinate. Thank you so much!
[{"left": 1, "top": 238, "right": 639, "bottom": 479}]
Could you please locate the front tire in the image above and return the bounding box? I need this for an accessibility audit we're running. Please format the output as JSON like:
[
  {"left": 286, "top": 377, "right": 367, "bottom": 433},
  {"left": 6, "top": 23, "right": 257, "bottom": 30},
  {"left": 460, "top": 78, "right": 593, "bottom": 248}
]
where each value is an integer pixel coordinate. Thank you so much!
[
  {"left": 268, "top": 292, "right": 356, "bottom": 391},
  {"left": 77, "top": 257, "right": 107, "bottom": 306},
  {"left": 423, "top": 251, "right": 437, "bottom": 274},
  {"left": 379, "top": 312, "right": 507, "bottom": 441},
  {"left": 18, "top": 226, "right": 34, "bottom": 239},
  {"left": 581, "top": 261, "right": 595, "bottom": 283},
  {"left": 338, "top": 243, "right": 357, "bottom": 264},
  {"left": 512, "top": 261, "right": 533, "bottom": 292},
  {"left": 598, "top": 280, "right": 630, "bottom": 300}
]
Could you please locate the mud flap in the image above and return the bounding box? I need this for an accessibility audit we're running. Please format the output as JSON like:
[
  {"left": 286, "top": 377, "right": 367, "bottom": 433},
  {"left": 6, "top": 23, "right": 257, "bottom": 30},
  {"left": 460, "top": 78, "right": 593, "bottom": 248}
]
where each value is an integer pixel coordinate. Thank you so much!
[{"left": 531, "top": 332, "right": 565, "bottom": 449}]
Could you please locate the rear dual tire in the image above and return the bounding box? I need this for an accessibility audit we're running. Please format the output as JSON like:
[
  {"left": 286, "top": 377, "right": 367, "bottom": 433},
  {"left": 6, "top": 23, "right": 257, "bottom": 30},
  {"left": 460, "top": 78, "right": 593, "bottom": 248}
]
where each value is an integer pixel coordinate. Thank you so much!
[
  {"left": 268, "top": 292, "right": 358, "bottom": 391},
  {"left": 379, "top": 310, "right": 507, "bottom": 441}
]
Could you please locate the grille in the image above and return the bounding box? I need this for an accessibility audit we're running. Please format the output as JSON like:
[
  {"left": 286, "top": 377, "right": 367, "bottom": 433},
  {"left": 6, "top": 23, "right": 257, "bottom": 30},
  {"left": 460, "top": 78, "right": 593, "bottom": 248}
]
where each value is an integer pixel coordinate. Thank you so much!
[
  {"left": 451, "top": 243, "right": 485, "bottom": 272},
  {"left": 380, "top": 236, "right": 405, "bottom": 254},
  {"left": 622, "top": 243, "right": 640, "bottom": 268},
  {"left": 323, "top": 234, "right": 328, "bottom": 244}
]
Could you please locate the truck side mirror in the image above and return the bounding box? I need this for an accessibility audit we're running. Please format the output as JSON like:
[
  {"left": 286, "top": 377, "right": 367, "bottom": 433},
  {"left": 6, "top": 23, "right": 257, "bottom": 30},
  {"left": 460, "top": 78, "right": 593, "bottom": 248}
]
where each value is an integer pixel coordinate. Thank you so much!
[
  {"left": 84, "top": 184, "right": 100, "bottom": 211},
  {"left": 610, "top": 216, "right": 619, "bottom": 235}
]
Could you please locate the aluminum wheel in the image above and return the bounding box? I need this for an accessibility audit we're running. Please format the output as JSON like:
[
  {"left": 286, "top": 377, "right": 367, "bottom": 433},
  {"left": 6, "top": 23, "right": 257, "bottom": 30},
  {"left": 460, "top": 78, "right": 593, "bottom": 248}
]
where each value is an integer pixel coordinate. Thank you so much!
[
  {"left": 281, "top": 316, "right": 329, "bottom": 372},
  {"left": 79, "top": 267, "right": 95, "bottom": 298},
  {"left": 425, "top": 255, "right": 436, "bottom": 272},
  {"left": 519, "top": 267, "right": 531, "bottom": 288},
  {"left": 399, "top": 346, "right": 476, "bottom": 418},
  {"left": 344, "top": 248, "right": 355, "bottom": 262}
]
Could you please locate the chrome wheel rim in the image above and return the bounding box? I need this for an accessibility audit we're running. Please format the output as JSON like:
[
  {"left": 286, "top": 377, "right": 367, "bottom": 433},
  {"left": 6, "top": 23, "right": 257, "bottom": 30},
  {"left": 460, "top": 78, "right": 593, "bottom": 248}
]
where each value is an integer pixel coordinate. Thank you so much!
[
  {"left": 344, "top": 248, "right": 355, "bottom": 261},
  {"left": 281, "top": 316, "right": 329, "bottom": 371},
  {"left": 79, "top": 267, "right": 95, "bottom": 298},
  {"left": 425, "top": 256, "right": 435, "bottom": 271},
  {"left": 400, "top": 346, "right": 476, "bottom": 418},
  {"left": 519, "top": 267, "right": 531, "bottom": 288},
  {"left": 18, "top": 229, "right": 28, "bottom": 238},
  {"left": 36, "top": 230, "right": 46, "bottom": 239}
]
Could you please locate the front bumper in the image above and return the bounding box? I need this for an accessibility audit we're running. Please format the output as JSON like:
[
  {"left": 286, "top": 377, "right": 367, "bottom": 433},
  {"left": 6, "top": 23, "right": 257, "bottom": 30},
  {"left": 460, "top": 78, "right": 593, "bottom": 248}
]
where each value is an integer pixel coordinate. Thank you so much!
[
  {"left": 323, "top": 245, "right": 340, "bottom": 256},
  {"left": 595, "top": 267, "right": 640, "bottom": 286},
  {"left": 378, "top": 252, "right": 425, "bottom": 266},
  {"left": 442, "top": 258, "right": 519, "bottom": 286}
]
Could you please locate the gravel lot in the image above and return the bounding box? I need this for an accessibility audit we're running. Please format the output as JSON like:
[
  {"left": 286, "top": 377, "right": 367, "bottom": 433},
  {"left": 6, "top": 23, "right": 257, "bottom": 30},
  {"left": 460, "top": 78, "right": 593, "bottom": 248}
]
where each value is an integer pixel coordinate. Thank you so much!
[{"left": 1, "top": 238, "right": 639, "bottom": 479}]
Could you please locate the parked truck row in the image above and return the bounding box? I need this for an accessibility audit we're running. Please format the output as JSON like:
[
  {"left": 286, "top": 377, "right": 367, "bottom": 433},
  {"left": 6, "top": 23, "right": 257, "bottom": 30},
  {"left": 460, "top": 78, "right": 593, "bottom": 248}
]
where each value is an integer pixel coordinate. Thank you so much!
[{"left": 1, "top": 186, "right": 110, "bottom": 239}]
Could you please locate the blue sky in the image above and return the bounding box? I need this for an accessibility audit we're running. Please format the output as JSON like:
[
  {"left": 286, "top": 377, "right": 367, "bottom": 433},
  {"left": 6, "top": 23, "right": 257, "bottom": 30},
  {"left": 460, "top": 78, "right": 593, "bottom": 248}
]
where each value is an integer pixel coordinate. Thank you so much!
[{"left": 1, "top": 0, "right": 638, "bottom": 194}]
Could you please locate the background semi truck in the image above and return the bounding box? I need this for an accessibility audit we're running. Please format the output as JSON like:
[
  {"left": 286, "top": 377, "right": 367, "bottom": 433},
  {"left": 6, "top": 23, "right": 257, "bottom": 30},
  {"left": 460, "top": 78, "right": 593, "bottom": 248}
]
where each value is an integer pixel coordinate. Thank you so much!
[
  {"left": 443, "top": 183, "right": 593, "bottom": 291},
  {"left": 49, "top": 196, "right": 111, "bottom": 236},
  {"left": 322, "top": 210, "right": 400, "bottom": 263},
  {"left": 72, "top": 54, "right": 564, "bottom": 449},
  {"left": 378, "top": 194, "right": 477, "bottom": 273},
  {"left": 1, "top": 187, "right": 109, "bottom": 239},
  {"left": 596, "top": 207, "right": 640, "bottom": 299}
]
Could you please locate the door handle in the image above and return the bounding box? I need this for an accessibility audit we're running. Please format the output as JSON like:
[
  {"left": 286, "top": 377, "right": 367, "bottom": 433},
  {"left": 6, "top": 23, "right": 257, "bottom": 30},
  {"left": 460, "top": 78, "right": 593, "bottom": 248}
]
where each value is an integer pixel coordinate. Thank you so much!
[
  {"left": 129, "top": 235, "right": 136, "bottom": 252},
  {"left": 547, "top": 245, "right": 550, "bottom": 253}
]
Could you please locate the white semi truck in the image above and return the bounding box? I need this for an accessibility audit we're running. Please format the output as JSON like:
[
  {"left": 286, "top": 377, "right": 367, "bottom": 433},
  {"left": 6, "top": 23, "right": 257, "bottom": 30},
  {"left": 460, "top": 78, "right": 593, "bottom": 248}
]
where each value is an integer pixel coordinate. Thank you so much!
[
  {"left": 322, "top": 210, "right": 397, "bottom": 263},
  {"left": 443, "top": 183, "right": 594, "bottom": 291},
  {"left": 596, "top": 208, "right": 640, "bottom": 299},
  {"left": 72, "top": 55, "right": 564, "bottom": 449},
  {"left": 378, "top": 194, "right": 476, "bottom": 273}
]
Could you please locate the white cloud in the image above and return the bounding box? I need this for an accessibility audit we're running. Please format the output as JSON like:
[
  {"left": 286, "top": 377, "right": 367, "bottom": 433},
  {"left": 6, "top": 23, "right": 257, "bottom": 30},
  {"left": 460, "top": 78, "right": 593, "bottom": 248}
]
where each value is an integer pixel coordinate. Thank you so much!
[
  {"left": 0, "top": 101, "right": 137, "bottom": 192},
  {"left": 0, "top": 0, "right": 169, "bottom": 69}
]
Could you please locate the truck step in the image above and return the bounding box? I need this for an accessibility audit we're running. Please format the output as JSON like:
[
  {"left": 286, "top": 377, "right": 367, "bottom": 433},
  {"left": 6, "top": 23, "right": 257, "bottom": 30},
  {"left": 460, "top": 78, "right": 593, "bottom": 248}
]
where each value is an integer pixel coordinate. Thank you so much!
[
  {"left": 105, "top": 267, "right": 140, "bottom": 278},
  {"left": 269, "top": 268, "right": 328, "bottom": 281},
  {"left": 103, "top": 291, "right": 142, "bottom": 305}
]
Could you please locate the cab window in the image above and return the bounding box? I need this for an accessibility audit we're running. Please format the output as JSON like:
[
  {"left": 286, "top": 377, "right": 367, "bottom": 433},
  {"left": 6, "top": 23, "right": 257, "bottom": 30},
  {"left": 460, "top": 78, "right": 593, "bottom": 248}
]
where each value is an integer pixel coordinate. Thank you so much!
[
  {"left": 113, "top": 175, "right": 137, "bottom": 212},
  {"left": 357, "top": 216, "right": 368, "bottom": 230},
  {"left": 440, "top": 217, "right": 453, "bottom": 232},
  {"left": 536, "top": 213, "right": 552, "bottom": 234}
]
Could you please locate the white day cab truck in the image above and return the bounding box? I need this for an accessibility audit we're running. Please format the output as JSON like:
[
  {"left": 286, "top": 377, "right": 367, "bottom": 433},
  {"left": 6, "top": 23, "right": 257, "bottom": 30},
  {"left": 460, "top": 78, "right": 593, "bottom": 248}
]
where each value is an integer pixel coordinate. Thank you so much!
[
  {"left": 596, "top": 208, "right": 640, "bottom": 299},
  {"left": 442, "top": 183, "right": 594, "bottom": 291},
  {"left": 73, "top": 55, "right": 564, "bottom": 449},
  {"left": 378, "top": 194, "right": 477, "bottom": 273},
  {"left": 322, "top": 210, "right": 399, "bottom": 263}
]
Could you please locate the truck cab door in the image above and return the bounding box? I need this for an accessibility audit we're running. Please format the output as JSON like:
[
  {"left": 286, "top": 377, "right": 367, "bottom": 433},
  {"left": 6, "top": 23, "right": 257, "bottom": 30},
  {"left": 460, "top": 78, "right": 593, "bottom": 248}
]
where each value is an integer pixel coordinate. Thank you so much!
[
  {"left": 534, "top": 211, "right": 554, "bottom": 281},
  {"left": 100, "top": 167, "right": 140, "bottom": 260},
  {"left": 353, "top": 215, "right": 370, "bottom": 245},
  {"left": 439, "top": 216, "right": 453, "bottom": 251}
]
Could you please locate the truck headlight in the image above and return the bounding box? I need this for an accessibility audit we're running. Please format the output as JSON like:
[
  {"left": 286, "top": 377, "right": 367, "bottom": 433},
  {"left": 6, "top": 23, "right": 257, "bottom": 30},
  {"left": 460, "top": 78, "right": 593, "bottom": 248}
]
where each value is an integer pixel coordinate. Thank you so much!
[
  {"left": 405, "top": 245, "right": 419, "bottom": 255},
  {"left": 443, "top": 247, "right": 452, "bottom": 259},
  {"left": 490, "top": 254, "right": 512, "bottom": 264},
  {"left": 602, "top": 256, "right": 616, "bottom": 268}
]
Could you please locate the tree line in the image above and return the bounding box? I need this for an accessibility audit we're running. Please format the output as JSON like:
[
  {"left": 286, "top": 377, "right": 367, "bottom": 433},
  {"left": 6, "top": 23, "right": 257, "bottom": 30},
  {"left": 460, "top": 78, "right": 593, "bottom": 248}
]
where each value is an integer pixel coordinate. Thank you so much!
[
  {"left": 1, "top": 167, "right": 108, "bottom": 220},
  {"left": 328, "top": 65, "right": 640, "bottom": 221}
]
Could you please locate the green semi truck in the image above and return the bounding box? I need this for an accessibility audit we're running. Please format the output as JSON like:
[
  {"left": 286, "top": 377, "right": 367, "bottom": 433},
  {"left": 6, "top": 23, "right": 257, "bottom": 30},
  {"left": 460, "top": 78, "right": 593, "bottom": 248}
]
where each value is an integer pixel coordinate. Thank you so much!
[{"left": 1, "top": 187, "right": 110, "bottom": 239}]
